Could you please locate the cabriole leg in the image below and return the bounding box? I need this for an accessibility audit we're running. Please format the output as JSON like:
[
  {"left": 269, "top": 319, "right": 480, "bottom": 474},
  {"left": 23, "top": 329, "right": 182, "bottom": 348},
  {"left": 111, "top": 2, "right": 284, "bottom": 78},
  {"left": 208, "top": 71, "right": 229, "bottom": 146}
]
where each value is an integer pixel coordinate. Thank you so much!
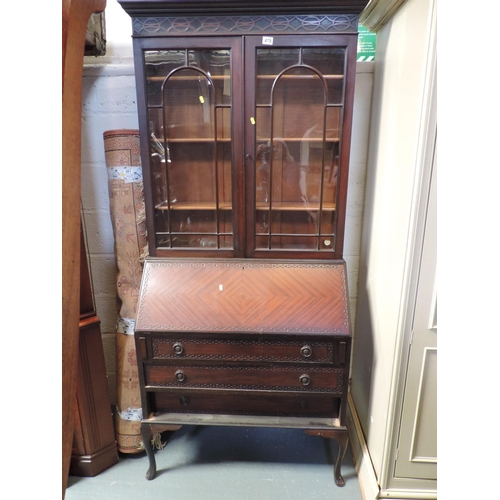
[
  {"left": 305, "top": 428, "right": 349, "bottom": 487},
  {"left": 141, "top": 423, "right": 156, "bottom": 480}
]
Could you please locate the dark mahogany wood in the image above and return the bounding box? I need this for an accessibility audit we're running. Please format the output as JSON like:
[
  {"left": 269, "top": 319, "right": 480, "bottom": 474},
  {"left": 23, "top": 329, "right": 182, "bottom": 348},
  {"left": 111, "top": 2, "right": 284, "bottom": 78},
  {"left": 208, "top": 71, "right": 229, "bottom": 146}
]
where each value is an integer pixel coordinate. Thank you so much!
[
  {"left": 63, "top": 0, "right": 106, "bottom": 496},
  {"left": 70, "top": 227, "right": 118, "bottom": 477},
  {"left": 305, "top": 428, "right": 349, "bottom": 486},
  {"left": 136, "top": 259, "right": 350, "bottom": 334},
  {"left": 118, "top": 0, "right": 369, "bottom": 16},
  {"left": 243, "top": 35, "right": 358, "bottom": 260},
  {"left": 134, "top": 258, "right": 352, "bottom": 485},
  {"left": 152, "top": 390, "right": 341, "bottom": 417},
  {"left": 145, "top": 363, "right": 344, "bottom": 391},
  {"left": 117, "top": 0, "right": 368, "bottom": 488},
  {"left": 147, "top": 334, "right": 345, "bottom": 364},
  {"left": 141, "top": 423, "right": 157, "bottom": 480},
  {"left": 133, "top": 32, "right": 358, "bottom": 259},
  {"left": 70, "top": 317, "right": 119, "bottom": 476}
]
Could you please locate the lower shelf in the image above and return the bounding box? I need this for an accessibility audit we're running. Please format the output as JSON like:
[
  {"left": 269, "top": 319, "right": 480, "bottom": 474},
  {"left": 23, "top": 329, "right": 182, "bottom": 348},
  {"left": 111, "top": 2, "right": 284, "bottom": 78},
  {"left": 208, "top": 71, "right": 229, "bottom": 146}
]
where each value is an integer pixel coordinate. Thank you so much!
[
  {"left": 145, "top": 412, "right": 342, "bottom": 429},
  {"left": 139, "top": 416, "right": 349, "bottom": 487}
]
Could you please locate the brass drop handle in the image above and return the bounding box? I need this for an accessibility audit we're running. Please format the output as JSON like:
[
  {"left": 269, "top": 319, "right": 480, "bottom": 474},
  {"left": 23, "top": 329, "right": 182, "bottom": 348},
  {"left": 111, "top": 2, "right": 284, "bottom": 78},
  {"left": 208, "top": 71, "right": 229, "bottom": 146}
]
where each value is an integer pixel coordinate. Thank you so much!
[
  {"left": 172, "top": 342, "right": 184, "bottom": 355},
  {"left": 175, "top": 370, "right": 186, "bottom": 382},
  {"left": 300, "top": 374, "right": 311, "bottom": 386},
  {"left": 300, "top": 345, "right": 312, "bottom": 358}
]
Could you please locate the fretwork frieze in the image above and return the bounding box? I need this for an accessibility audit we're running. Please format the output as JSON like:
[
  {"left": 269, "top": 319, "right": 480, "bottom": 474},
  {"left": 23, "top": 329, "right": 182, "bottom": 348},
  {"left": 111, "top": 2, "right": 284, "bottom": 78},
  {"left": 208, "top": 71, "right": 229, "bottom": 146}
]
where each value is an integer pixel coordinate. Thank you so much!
[{"left": 132, "top": 14, "right": 359, "bottom": 36}]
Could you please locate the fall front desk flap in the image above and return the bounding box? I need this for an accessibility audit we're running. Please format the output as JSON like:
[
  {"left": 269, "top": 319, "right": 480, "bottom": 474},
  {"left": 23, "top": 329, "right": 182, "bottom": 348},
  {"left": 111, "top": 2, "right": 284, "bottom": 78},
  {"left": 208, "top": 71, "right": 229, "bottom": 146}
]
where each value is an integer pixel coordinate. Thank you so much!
[{"left": 135, "top": 259, "right": 350, "bottom": 335}]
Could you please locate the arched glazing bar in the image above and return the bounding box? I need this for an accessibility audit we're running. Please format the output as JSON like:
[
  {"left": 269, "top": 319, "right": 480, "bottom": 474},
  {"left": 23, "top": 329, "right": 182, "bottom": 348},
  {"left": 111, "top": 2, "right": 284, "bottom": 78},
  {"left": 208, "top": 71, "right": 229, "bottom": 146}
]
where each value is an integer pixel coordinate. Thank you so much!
[
  {"left": 159, "top": 63, "right": 220, "bottom": 248},
  {"left": 265, "top": 54, "right": 330, "bottom": 250}
]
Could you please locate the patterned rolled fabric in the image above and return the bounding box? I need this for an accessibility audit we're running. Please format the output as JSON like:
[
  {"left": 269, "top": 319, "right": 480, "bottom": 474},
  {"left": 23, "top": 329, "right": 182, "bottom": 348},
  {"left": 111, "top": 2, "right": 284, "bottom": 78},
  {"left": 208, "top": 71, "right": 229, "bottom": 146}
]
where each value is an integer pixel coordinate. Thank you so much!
[{"left": 104, "top": 129, "right": 147, "bottom": 453}]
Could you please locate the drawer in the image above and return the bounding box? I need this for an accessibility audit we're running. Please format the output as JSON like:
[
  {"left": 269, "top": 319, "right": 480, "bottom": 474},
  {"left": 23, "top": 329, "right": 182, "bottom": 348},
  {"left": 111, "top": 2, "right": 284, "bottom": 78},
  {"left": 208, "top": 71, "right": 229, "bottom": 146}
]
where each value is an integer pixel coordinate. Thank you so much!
[
  {"left": 147, "top": 336, "right": 348, "bottom": 365},
  {"left": 151, "top": 390, "right": 341, "bottom": 418},
  {"left": 145, "top": 364, "right": 344, "bottom": 393}
]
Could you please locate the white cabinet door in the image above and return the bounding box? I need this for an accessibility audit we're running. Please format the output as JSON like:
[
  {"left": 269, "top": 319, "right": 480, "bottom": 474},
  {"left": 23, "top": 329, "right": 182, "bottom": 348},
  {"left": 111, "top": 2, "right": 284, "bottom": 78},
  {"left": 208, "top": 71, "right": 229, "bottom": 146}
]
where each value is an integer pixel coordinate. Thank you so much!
[{"left": 394, "top": 143, "right": 437, "bottom": 480}]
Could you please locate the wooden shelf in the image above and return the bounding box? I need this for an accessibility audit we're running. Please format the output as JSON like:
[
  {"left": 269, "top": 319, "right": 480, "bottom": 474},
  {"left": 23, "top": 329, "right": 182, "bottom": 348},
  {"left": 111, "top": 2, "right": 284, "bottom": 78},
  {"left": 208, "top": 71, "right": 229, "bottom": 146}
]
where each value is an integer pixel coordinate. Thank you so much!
[
  {"left": 147, "top": 74, "right": 230, "bottom": 82},
  {"left": 152, "top": 137, "right": 338, "bottom": 143},
  {"left": 150, "top": 137, "right": 231, "bottom": 143},
  {"left": 257, "top": 137, "right": 340, "bottom": 143},
  {"left": 146, "top": 412, "right": 342, "bottom": 429},
  {"left": 155, "top": 201, "right": 233, "bottom": 210},
  {"left": 155, "top": 201, "right": 335, "bottom": 211},
  {"left": 147, "top": 74, "right": 344, "bottom": 82},
  {"left": 151, "top": 137, "right": 339, "bottom": 144},
  {"left": 258, "top": 74, "right": 344, "bottom": 80},
  {"left": 256, "top": 201, "right": 336, "bottom": 211}
]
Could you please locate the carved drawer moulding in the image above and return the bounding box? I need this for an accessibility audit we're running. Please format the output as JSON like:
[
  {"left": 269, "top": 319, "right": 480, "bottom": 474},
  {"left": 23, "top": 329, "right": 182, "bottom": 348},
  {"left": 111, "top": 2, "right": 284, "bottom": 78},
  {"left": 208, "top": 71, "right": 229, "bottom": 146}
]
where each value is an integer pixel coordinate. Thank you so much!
[
  {"left": 150, "top": 337, "right": 336, "bottom": 363},
  {"left": 145, "top": 364, "right": 345, "bottom": 392}
]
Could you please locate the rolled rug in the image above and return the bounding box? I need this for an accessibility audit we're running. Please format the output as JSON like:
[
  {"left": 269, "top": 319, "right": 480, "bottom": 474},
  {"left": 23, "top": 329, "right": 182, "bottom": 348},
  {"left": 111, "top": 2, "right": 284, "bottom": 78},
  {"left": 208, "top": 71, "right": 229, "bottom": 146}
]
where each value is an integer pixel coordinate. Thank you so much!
[{"left": 104, "top": 129, "right": 147, "bottom": 453}]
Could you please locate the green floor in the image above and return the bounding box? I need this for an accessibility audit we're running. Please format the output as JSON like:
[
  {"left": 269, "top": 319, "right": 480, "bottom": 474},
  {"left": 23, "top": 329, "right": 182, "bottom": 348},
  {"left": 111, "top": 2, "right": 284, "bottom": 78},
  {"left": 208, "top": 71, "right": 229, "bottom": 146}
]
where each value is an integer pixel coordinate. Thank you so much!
[{"left": 66, "top": 425, "right": 364, "bottom": 500}]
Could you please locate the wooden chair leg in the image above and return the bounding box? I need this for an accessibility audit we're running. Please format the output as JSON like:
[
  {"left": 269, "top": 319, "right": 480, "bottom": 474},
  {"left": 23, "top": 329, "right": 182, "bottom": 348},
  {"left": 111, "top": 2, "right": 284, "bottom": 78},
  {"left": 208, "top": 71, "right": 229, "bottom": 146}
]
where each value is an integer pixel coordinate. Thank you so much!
[{"left": 305, "top": 428, "right": 349, "bottom": 487}]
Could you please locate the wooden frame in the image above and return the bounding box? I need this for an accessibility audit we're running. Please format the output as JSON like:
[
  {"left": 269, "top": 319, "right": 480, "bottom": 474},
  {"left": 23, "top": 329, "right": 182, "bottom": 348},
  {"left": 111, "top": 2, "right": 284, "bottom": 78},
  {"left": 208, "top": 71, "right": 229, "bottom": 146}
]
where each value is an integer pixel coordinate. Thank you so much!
[{"left": 62, "top": 0, "right": 106, "bottom": 496}]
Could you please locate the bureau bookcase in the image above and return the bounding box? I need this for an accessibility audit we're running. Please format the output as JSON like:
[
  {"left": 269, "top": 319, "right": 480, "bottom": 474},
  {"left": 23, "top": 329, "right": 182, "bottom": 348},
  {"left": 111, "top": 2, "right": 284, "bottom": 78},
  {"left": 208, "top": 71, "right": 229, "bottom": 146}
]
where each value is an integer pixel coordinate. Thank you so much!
[{"left": 118, "top": 0, "right": 368, "bottom": 487}]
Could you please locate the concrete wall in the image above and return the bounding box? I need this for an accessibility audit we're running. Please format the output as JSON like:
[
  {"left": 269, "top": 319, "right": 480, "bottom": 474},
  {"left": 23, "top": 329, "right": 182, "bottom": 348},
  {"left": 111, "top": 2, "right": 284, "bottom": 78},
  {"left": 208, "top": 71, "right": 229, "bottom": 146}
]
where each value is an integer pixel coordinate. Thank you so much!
[{"left": 81, "top": 0, "right": 374, "bottom": 404}]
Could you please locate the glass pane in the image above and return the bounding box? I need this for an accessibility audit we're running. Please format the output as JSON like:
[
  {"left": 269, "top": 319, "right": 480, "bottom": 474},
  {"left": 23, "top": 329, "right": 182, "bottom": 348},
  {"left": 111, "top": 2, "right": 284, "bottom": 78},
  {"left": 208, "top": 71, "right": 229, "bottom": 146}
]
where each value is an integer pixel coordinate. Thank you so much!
[
  {"left": 148, "top": 108, "right": 169, "bottom": 208},
  {"left": 326, "top": 107, "right": 341, "bottom": 141},
  {"left": 320, "top": 212, "right": 335, "bottom": 240},
  {"left": 154, "top": 211, "right": 170, "bottom": 247},
  {"left": 256, "top": 48, "right": 300, "bottom": 105},
  {"left": 217, "top": 143, "right": 232, "bottom": 208},
  {"left": 255, "top": 107, "right": 271, "bottom": 142},
  {"left": 255, "top": 235, "right": 269, "bottom": 250},
  {"left": 144, "top": 49, "right": 233, "bottom": 250},
  {"left": 164, "top": 68, "right": 214, "bottom": 139},
  {"left": 321, "top": 140, "right": 339, "bottom": 232},
  {"left": 254, "top": 47, "right": 342, "bottom": 252},
  {"left": 172, "top": 234, "right": 218, "bottom": 249},
  {"left": 302, "top": 48, "right": 345, "bottom": 104},
  {"left": 188, "top": 49, "right": 231, "bottom": 105},
  {"left": 145, "top": 50, "right": 186, "bottom": 106},
  {"left": 170, "top": 210, "right": 215, "bottom": 233},
  {"left": 255, "top": 142, "right": 272, "bottom": 205},
  {"left": 216, "top": 107, "right": 231, "bottom": 141}
]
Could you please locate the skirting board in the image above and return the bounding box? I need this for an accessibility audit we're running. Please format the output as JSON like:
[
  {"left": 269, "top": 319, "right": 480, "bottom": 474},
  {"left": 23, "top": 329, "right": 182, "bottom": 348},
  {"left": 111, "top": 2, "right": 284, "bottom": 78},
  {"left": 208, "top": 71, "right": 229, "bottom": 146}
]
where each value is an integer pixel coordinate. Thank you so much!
[
  {"left": 378, "top": 492, "right": 437, "bottom": 500},
  {"left": 347, "top": 393, "right": 437, "bottom": 500},
  {"left": 346, "top": 392, "right": 380, "bottom": 500}
]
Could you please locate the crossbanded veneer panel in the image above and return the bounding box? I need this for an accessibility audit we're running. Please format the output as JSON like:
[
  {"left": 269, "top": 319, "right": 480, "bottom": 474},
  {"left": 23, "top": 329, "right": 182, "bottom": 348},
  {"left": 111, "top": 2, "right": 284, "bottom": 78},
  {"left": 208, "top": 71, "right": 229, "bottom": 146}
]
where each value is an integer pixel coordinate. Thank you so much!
[{"left": 136, "top": 259, "right": 350, "bottom": 335}]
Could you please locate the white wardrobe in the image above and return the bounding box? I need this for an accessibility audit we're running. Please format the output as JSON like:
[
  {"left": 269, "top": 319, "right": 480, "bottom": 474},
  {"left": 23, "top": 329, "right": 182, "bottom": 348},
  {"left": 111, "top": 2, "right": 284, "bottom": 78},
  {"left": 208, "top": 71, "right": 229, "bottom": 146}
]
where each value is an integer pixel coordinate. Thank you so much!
[{"left": 347, "top": 0, "right": 437, "bottom": 498}]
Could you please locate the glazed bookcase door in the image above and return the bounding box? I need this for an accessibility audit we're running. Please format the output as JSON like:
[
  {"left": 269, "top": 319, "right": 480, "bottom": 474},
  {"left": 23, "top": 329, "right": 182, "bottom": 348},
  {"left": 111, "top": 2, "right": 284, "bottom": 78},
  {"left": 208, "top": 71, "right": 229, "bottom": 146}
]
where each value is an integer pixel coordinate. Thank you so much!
[
  {"left": 134, "top": 37, "right": 245, "bottom": 257},
  {"left": 244, "top": 35, "right": 357, "bottom": 259}
]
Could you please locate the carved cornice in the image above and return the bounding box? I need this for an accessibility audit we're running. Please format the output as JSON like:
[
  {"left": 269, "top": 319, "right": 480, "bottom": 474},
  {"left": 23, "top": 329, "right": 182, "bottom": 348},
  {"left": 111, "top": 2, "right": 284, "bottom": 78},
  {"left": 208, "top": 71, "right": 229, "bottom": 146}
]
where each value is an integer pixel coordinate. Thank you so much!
[{"left": 119, "top": 0, "right": 370, "bottom": 17}]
